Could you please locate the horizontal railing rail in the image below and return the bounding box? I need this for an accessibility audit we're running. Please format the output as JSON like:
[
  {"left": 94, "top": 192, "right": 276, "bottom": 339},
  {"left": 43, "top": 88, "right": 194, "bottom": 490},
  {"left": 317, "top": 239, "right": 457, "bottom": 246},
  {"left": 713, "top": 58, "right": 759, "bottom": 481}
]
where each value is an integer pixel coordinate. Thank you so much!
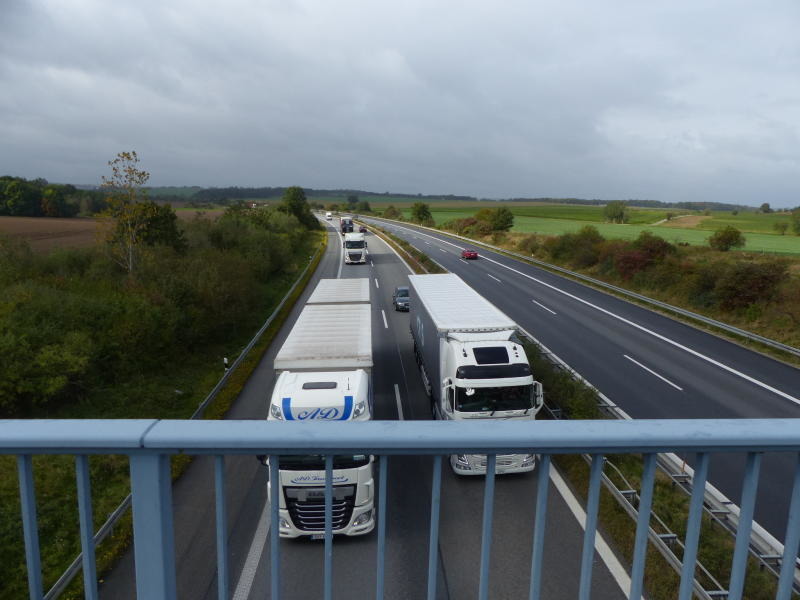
[
  {"left": 4, "top": 419, "right": 800, "bottom": 600},
  {"left": 363, "top": 216, "right": 800, "bottom": 359}
]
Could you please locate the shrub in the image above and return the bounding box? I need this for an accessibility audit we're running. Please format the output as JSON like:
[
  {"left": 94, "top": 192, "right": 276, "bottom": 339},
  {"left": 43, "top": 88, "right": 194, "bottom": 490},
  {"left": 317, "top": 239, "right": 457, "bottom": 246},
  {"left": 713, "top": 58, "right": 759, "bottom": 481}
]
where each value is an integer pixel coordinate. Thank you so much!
[
  {"left": 632, "top": 231, "right": 675, "bottom": 263},
  {"left": 708, "top": 226, "right": 746, "bottom": 251},
  {"left": 614, "top": 249, "right": 650, "bottom": 280},
  {"left": 516, "top": 234, "right": 539, "bottom": 255},
  {"left": 713, "top": 261, "right": 789, "bottom": 311}
]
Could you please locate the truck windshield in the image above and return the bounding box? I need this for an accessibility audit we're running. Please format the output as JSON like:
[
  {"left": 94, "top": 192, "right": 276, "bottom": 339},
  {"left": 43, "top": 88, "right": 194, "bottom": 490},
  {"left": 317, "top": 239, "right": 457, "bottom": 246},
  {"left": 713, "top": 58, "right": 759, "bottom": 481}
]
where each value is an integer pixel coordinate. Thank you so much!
[
  {"left": 456, "top": 384, "right": 533, "bottom": 412},
  {"left": 278, "top": 454, "right": 370, "bottom": 470},
  {"left": 345, "top": 240, "right": 365, "bottom": 249}
]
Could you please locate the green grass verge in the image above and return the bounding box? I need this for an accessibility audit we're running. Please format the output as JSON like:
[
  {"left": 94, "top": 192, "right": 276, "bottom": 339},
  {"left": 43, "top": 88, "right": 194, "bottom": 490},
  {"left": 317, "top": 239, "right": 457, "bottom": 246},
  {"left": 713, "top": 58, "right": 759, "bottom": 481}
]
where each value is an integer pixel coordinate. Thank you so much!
[
  {"left": 0, "top": 232, "right": 327, "bottom": 600},
  {"left": 521, "top": 339, "right": 793, "bottom": 600}
]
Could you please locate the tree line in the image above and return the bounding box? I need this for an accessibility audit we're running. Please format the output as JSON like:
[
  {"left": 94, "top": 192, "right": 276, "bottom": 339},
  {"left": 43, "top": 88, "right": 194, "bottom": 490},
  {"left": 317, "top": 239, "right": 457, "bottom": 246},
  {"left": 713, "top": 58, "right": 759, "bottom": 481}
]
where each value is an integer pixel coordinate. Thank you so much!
[{"left": 0, "top": 176, "right": 105, "bottom": 217}]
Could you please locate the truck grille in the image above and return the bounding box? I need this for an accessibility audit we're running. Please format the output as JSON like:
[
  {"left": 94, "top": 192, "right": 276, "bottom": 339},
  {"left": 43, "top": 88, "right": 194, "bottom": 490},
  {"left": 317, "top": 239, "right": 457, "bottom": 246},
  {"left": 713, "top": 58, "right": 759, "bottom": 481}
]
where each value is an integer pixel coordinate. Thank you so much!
[
  {"left": 474, "top": 454, "right": 518, "bottom": 468},
  {"left": 348, "top": 252, "right": 362, "bottom": 262},
  {"left": 284, "top": 486, "right": 356, "bottom": 532}
]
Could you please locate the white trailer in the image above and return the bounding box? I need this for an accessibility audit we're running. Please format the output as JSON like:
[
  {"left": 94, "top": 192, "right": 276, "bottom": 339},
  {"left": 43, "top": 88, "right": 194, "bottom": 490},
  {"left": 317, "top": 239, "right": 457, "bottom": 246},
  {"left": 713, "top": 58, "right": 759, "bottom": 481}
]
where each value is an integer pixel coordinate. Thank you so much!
[
  {"left": 408, "top": 273, "right": 543, "bottom": 475},
  {"left": 267, "top": 279, "right": 374, "bottom": 537}
]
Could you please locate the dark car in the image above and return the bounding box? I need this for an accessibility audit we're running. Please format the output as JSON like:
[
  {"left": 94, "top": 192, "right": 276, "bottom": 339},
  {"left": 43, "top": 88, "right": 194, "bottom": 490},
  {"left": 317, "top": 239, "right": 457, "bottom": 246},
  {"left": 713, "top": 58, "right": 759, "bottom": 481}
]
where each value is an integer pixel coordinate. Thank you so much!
[
  {"left": 392, "top": 286, "right": 410, "bottom": 311},
  {"left": 461, "top": 248, "right": 478, "bottom": 259},
  {"left": 359, "top": 225, "right": 367, "bottom": 233}
]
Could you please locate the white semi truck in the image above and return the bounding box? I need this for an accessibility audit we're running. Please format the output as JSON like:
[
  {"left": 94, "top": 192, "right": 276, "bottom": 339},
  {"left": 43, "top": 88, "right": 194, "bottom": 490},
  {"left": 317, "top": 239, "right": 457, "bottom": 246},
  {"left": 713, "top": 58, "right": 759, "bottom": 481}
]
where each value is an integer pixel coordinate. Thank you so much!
[
  {"left": 408, "top": 273, "right": 544, "bottom": 475},
  {"left": 343, "top": 232, "right": 367, "bottom": 264},
  {"left": 266, "top": 278, "right": 375, "bottom": 538}
]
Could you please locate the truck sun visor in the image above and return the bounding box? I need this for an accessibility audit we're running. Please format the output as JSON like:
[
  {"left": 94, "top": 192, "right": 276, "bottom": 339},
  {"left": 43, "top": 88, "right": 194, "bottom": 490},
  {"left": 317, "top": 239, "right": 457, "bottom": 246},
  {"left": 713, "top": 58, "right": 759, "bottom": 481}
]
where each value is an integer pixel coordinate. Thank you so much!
[
  {"left": 472, "top": 346, "right": 509, "bottom": 365},
  {"left": 302, "top": 382, "right": 337, "bottom": 390}
]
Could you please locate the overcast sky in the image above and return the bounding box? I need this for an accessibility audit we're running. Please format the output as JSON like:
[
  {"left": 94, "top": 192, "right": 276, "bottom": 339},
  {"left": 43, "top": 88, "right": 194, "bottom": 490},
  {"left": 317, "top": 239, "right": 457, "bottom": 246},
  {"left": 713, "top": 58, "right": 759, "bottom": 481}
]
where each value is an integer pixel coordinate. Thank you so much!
[{"left": 2, "top": 1, "right": 799, "bottom": 207}]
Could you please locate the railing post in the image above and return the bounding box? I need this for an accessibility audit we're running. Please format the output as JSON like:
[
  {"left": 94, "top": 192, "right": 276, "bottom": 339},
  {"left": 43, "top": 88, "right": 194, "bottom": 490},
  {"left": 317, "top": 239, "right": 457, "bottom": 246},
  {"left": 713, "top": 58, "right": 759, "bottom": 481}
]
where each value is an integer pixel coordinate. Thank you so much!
[
  {"left": 129, "top": 453, "right": 177, "bottom": 600},
  {"left": 17, "top": 455, "right": 43, "bottom": 600}
]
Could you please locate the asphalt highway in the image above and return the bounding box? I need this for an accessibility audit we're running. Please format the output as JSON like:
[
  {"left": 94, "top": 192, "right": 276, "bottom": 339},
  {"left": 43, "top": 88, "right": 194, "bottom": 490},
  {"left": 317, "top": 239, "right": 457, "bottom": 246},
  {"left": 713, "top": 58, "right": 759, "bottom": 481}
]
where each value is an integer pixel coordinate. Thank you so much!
[
  {"left": 99, "top": 221, "right": 628, "bottom": 599},
  {"left": 361, "top": 216, "right": 800, "bottom": 549}
]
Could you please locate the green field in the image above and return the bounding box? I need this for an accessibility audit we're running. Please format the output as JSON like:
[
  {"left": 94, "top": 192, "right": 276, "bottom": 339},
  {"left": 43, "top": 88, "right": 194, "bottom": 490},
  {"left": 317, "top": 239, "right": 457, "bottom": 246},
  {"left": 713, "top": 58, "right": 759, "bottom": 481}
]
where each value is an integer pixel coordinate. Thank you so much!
[
  {"left": 390, "top": 205, "right": 800, "bottom": 255},
  {"left": 694, "top": 211, "right": 797, "bottom": 234}
]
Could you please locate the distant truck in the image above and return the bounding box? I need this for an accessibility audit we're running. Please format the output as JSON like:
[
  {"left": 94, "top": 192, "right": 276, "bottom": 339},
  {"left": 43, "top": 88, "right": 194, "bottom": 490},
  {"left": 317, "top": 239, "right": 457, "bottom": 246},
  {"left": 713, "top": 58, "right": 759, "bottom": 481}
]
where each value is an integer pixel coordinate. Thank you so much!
[
  {"left": 325, "top": 211, "right": 332, "bottom": 220},
  {"left": 408, "top": 273, "right": 544, "bottom": 475},
  {"left": 266, "top": 278, "right": 374, "bottom": 538},
  {"left": 343, "top": 232, "right": 367, "bottom": 264},
  {"left": 340, "top": 216, "right": 353, "bottom": 233}
]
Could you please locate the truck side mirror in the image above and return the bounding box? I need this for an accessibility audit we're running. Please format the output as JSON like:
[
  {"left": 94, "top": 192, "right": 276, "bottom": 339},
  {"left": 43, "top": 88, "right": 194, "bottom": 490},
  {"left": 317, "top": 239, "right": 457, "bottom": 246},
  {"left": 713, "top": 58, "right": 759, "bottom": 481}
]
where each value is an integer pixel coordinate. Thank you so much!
[
  {"left": 533, "top": 381, "right": 544, "bottom": 411},
  {"left": 442, "top": 378, "right": 455, "bottom": 414}
]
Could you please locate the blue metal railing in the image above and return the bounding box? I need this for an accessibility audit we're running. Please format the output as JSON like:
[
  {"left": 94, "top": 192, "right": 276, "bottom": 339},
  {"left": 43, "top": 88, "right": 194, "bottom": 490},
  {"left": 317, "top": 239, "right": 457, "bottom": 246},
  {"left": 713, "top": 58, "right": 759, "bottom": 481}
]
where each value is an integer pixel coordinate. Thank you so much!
[{"left": 3, "top": 418, "right": 800, "bottom": 600}]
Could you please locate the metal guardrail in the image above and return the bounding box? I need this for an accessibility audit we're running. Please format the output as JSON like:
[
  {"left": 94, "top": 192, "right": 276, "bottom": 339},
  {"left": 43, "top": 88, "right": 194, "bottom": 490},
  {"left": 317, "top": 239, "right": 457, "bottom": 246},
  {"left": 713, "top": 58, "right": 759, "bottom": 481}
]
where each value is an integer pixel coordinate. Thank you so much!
[
  {"left": 5, "top": 419, "right": 800, "bottom": 600},
  {"left": 519, "top": 326, "right": 800, "bottom": 594},
  {"left": 364, "top": 216, "right": 800, "bottom": 359},
  {"left": 43, "top": 244, "right": 324, "bottom": 599}
]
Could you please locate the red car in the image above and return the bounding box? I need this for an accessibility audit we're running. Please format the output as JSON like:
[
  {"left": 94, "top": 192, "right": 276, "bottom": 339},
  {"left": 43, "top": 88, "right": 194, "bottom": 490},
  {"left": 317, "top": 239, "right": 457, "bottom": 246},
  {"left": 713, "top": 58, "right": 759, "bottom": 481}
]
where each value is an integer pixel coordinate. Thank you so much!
[{"left": 461, "top": 248, "right": 478, "bottom": 259}]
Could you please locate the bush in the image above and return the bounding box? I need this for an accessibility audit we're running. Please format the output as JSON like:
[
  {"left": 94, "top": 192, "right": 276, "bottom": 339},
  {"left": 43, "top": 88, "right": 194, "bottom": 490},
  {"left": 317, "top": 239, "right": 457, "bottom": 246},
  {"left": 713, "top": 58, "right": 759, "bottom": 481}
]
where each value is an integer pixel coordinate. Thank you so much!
[
  {"left": 708, "top": 226, "right": 745, "bottom": 251},
  {"left": 516, "top": 234, "right": 539, "bottom": 255},
  {"left": 713, "top": 261, "right": 789, "bottom": 311}
]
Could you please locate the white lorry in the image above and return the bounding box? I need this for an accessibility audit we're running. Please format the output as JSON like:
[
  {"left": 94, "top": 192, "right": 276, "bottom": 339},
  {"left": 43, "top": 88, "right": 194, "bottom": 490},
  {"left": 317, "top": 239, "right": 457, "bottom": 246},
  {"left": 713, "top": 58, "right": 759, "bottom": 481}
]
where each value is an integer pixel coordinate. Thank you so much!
[
  {"left": 343, "top": 232, "right": 367, "bottom": 264},
  {"left": 408, "top": 273, "right": 544, "bottom": 475},
  {"left": 266, "top": 278, "right": 375, "bottom": 537},
  {"left": 325, "top": 211, "right": 332, "bottom": 220}
]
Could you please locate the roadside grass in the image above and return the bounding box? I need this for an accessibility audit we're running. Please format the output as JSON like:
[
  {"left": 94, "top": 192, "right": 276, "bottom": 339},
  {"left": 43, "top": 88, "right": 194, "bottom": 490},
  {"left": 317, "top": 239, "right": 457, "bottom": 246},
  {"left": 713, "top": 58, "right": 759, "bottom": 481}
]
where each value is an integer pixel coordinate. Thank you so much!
[
  {"left": 522, "top": 340, "right": 789, "bottom": 600},
  {"left": 0, "top": 233, "right": 326, "bottom": 600}
]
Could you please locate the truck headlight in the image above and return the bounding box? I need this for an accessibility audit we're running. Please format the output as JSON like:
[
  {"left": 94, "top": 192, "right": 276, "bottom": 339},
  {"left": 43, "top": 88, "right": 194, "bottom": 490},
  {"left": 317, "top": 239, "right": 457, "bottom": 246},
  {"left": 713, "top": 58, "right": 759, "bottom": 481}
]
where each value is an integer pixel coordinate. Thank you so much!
[
  {"left": 521, "top": 454, "right": 536, "bottom": 466},
  {"left": 279, "top": 517, "right": 291, "bottom": 530},
  {"left": 455, "top": 454, "right": 472, "bottom": 469},
  {"left": 353, "top": 510, "right": 373, "bottom": 527},
  {"left": 270, "top": 403, "right": 284, "bottom": 420},
  {"left": 353, "top": 401, "right": 367, "bottom": 418}
]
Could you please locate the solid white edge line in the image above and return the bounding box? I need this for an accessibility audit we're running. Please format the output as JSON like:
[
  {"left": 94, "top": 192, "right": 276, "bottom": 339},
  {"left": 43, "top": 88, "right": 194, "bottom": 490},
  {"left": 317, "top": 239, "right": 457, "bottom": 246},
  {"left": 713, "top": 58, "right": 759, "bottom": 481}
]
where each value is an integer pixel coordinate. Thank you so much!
[
  {"left": 336, "top": 229, "right": 344, "bottom": 279},
  {"left": 375, "top": 278, "right": 380, "bottom": 289},
  {"left": 394, "top": 384, "right": 404, "bottom": 420},
  {"left": 549, "top": 466, "right": 640, "bottom": 600},
  {"left": 231, "top": 498, "right": 270, "bottom": 600},
  {"left": 487, "top": 274, "right": 501, "bottom": 283},
  {"left": 623, "top": 354, "right": 683, "bottom": 391},
  {"left": 382, "top": 309, "right": 388, "bottom": 329},
  {"left": 378, "top": 221, "right": 800, "bottom": 407},
  {"left": 532, "top": 299, "right": 557, "bottom": 315}
]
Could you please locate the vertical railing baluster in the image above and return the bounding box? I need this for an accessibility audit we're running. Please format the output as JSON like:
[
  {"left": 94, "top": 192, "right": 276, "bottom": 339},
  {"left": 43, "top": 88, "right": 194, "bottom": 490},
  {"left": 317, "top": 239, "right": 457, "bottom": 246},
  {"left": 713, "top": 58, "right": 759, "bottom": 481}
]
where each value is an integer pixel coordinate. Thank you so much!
[
  {"left": 579, "top": 454, "right": 604, "bottom": 600},
  {"left": 728, "top": 452, "right": 761, "bottom": 600},
  {"left": 478, "top": 454, "right": 497, "bottom": 600},
  {"left": 529, "top": 454, "right": 551, "bottom": 600},
  {"left": 376, "top": 455, "right": 388, "bottom": 600},
  {"left": 678, "top": 452, "right": 709, "bottom": 600},
  {"left": 324, "top": 454, "right": 333, "bottom": 600},
  {"left": 629, "top": 453, "right": 657, "bottom": 600},
  {"left": 269, "top": 455, "right": 281, "bottom": 600},
  {"left": 427, "top": 455, "right": 443, "bottom": 600},
  {"left": 129, "top": 453, "right": 177, "bottom": 600},
  {"left": 75, "top": 455, "right": 98, "bottom": 600},
  {"left": 18, "top": 455, "right": 43, "bottom": 600},
  {"left": 214, "top": 455, "right": 229, "bottom": 600},
  {"left": 777, "top": 453, "right": 800, "bottom": 600}
]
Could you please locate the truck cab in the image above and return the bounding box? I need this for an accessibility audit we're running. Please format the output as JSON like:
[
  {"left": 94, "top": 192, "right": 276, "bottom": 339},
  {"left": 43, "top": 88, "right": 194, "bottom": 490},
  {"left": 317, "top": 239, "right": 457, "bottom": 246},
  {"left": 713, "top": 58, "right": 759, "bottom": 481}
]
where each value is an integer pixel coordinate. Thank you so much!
[
  {"left": 267, "top": 370, "right": 374, "bottom": 538},
  {"left": 325, "top": 211, "right": 332, "bottom": 220},
  {"left": 343, "top": 232, "right": 367, "bottom": 264},
  {"left": 435, "top": 333, "right": 543, "bottom": 474}
]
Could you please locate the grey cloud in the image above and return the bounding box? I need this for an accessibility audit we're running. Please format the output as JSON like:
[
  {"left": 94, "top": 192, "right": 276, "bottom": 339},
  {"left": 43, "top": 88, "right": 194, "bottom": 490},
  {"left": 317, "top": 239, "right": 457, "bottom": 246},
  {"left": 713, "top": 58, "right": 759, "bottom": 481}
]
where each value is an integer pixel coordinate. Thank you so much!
[{"left": 1, "top": 0, "right": 798, "bottom": 207}]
